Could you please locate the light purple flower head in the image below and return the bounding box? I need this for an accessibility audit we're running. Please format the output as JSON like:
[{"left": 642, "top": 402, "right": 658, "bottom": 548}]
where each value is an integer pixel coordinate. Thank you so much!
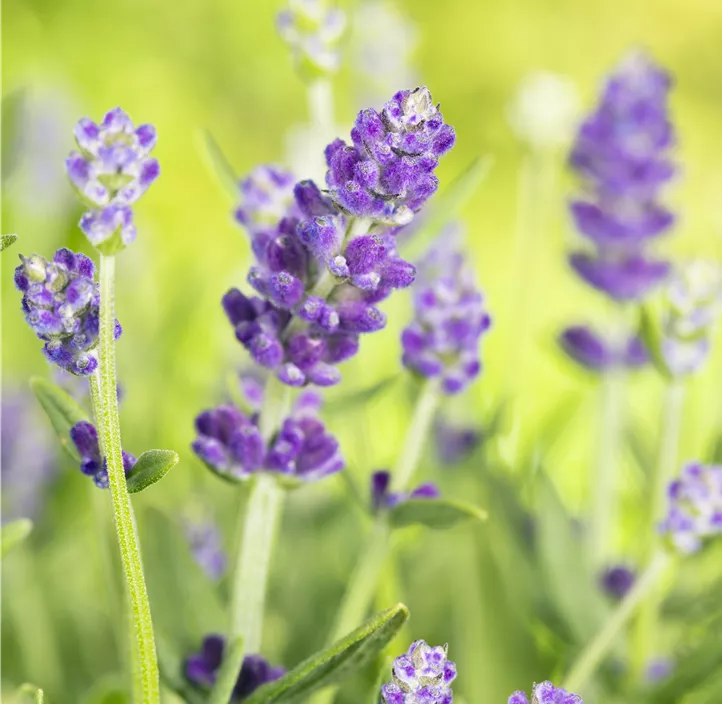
[
  {"left": 508, "top": 681, "right": 583, "bottom": 704},
  {"left": 70, "top": 420, "right": 136, "bottom": 489},
  {"left": 401, "top": 241, "right": 491, "bottom": 395},
  {"left": 659, "top": 461, "right": 722, "bottom": 554},
  {"left": 14, "top": 248, "right": 122, "bottom": 376},
  {"left": 66, "top": 107, "right": 159, "bottom": 252},
  {"left": 370, "top": 470, "right": 439, "bottom": 513},
  {"left": 381, "top": 640, "right": 456, "bottom": 704},
  {"left": 568, "top": 50, "right": 675, "bottom": 303},
  {"left": 559, "top": 325, "right": 648, "bottom": 371},
  {"left": 326, "top": 86, "right": 455, "bottom": 226},
  {"left": 192, "top": 389, "right": 343, "bottom": 484}
]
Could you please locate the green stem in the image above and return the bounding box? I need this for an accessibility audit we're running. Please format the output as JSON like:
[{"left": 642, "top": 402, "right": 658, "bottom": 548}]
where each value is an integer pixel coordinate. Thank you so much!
[
  {"left": 307, "top": 78, "right": 334, "bottom": 135},
  {"left": 564, "top": 550, "right": 671, "bottom": 692},
  {"left": 589, "top": 359, "right": 627, "bottom": 570},
  {"left": 391, "top": 379, "right": 440, "bottom": 492},
  {"left": 97, "top": 254, "right": 159, "bottom": 703},
  {"left": 631, "top": 380, "right": 685, "bottom": 677},
  {"left": 229, "top": 376, "right": 289, "bottom": 653}
]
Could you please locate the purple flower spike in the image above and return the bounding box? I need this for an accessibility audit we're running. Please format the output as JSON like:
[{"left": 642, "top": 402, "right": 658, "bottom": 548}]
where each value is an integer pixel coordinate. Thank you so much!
[
  {"left": 382, "top": 640, "right": 455, "bottom": 704},
  {"left": 401, "top": 237, "right": 491, "bottom": 395},
  {"left": 14, "top": 248, "right": 121, "bottom": 376},
  {"left": 659, "top": 461, "right": 722, "bottom": 553},
  {"left": 326, "top": 87, "right": 454, "bottom": 226},
  {"left": 508, "top": 682, "right": 583, "bottom": 704},
  {"left": 559, "top": 325, "right": 649, "bottom": 371},
  {"left": 600, "top": 564, "right": 636, "bottom": 600},
  {"left": 185, "top": 635, "right": 285, "bottom": 698},
  {"left": 568, "top": 51, "right": 676, "bottom": 303},
  {"left": 192, "top": 390, "right": 344, "bottom": 484},
  {"left": 70, "top": 420, "right": 136, "bottom": 489}
]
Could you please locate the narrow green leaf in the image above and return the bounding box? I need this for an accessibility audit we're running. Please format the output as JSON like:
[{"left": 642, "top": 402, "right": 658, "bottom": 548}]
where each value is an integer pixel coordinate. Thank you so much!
[
  {"left": 14, "top": 683, "right": 45, "bottom": 703},
  {"left": 209, "top": 636, "right": 245, "bottom": 704},
  {"left": 196, "top": 129, "right": 238, "bottom": 199},
  {"left": 401, "top": 156, "right": 493, "bottom": 260},
  {"left": 389, "top": 498, "right": 488, "bottom": 530},
  {"left": 244, "top": 603, "right": 410, "bottom": 704},
  {"left": 1, "top": 519, "right": 33, "bottom": 557},
  {"left": 1, "top": 233, "right": 18, "bottom": 251},
  {"left": 126, "top": 450, "right": 179, "bottom": 494},
  {"left": 30, "top": 376, "right": 90, "bottom": 461}
]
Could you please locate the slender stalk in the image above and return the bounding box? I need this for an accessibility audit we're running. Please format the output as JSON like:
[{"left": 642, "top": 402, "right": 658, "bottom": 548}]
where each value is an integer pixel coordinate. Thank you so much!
[
  {"left": 588, "top": 303, "right": 630, "bottom": 570},
  {"left": 564, "top": 550, "right": 671, "bottom": 692},
  {"left": 96, "top": 254, "right": 159, "bottom": 703},
  {"left": 631, "top": 380, "right": 685, "bottom": 677},
  {"left": 390, "top": 379, "right": 440, "bottom": 492},
  {"left": 307, "top": 79, "right": 334, "bottom": 136},
  {"left": 229, "top": 376, "right": 289, "bottom": 654}
]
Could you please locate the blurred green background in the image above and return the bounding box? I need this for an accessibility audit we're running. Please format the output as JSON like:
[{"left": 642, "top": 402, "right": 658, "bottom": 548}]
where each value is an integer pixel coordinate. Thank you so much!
[{"left": 3, "top": 0, "right": 722, "bottom": 702}]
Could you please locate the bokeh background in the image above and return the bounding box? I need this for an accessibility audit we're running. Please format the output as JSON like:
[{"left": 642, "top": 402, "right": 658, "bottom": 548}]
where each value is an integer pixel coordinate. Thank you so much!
[{"left": 3, "top": 0, "right": 722, "bottom": 702}]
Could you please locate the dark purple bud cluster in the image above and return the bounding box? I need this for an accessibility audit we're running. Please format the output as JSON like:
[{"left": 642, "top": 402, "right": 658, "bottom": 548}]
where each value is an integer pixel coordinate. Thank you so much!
[
  {"left": 509, "top": 682, "right": 583, "bottom": 704},
  {"left": 192, "top": 390, "right": 344, "bottom": 483},
  {"left": 568, "top": 51, "right": 675, "bottom": 302},
  {"left": 228, "top": 89, "right": 451, "bottom": 389},
  {"left": 325, "top": 87, "right": 455, "bottom": 226},
  {"left": 185, "top": 635, "right": 285, "bottom": 700},
  {"left": 370, "top": 470, "right": 439, "bottom": 512},
  {"left": 66, "top": 107, "right": 159, "bottom": 252},
  {"left": 382, "top": 640, "right": 456, "bottom": 704},
  {"left": 401, "top": 244, "right": 491, "bottom": 395},
  {"left": 559, "top": 325, "right": 648, "bottom": 372},
  {"left": 14, "top": 248, "right": 121, "bottom": 375},
  {"left": 70, "top": 420, "right": 136, "bottom": 489},
  {"left": 599, "top": 564, "right": 636, "bottom": 600}
]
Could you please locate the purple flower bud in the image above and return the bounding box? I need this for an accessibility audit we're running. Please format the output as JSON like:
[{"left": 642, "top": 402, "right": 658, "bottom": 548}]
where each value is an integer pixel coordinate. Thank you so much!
[
  {"left": 434, "top": 419, "right": 483, "bottom": 465},
  {"left": 185, "top": 635, "right": 285, "bottom": 697},
  {"left": 508, "top": 682, "right": 583, "bottom": 704},
  {"left": 371, "top": 470, "right": 440, "bottom": 512},
  {"left": 336, "top": 301, "right": 387, "bottom": 333},
  {"left": 79, "top": 204, "right": 137, "bottom": 250},
  {"left": 235, "top": 165, "right": 298, "bottom": 239},
  {"left": 382, "top": 641, "right": 455, "bottom": 704},
  {"left": 659, "top": 461, "right": 722, "bottom": 554},
  {"left": 183, "top": 517, "right": 228, "bottom": 581},
  {"left": 600, "top": 565, "right": 636, "bottom": 600},
  {"left": 15, "top": 249, "right": 120, "bottom": 376},
  {"left": 70, "top": 420, "right": 136, "bottom": 489}
]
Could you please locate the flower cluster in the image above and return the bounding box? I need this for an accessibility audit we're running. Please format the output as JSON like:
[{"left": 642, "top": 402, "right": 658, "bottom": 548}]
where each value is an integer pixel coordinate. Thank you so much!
[
  {"left": 14, "top": 248, "right": 121, "bottom": 376},
  {"left": 560, "top": 325, "right": 648, "bottom": 372},
  {"left": 228, "top": 86, "right": 455, "bottom": 388},
  {"left": 325, "top": 87, "right": 455, "bottom": 226},
  {"left": 370, "top": 470, "right": 439, "bottom": 512},
  {"left": 192, "top": 389, "right": 344, "bottom": 483},
  {"left": 509, "top": 682, "right": 583, "bottom": 704},
  {"left": 185, "top": 635, "right": 284, "bottom": 700},
  {"left": 568, "top": 50, "right": 675, "bottom": 302},
  {"left": 276, "top": 0, "right": 346, "bottom": 76},
  {"left": 401, "top": 242, "right": 491, "bottom": 395},
  {"left": 659, "top": 461, "right": 722, "bottom": 553},
  {"left": 381, "top": 640, "right": 456, "bottom": 704},
  {"left": 70, "top": 421, "right": 136, "bottom": 489},
  {"left": 656, "top": 260, "right": 722, "bottom": 376},
  {"left": 66, "top": 107, "right": 159, "bottom": 252}
]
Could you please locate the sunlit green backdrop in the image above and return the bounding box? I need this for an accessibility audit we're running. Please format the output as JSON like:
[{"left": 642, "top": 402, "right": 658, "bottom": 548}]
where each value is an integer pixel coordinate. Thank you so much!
[{"left": 3, "top": 0, "right": 722, "bottom": 702}]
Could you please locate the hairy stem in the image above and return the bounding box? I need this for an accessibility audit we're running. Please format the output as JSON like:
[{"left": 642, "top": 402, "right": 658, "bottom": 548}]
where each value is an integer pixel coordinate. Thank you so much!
[
  {"left": 564, "top": 550, "right": 671, "bottom": 692},
  {"left": 97, "top": 254, "right": 159, "bottom": 703},
  {"left": 229, "top": 376, "right": 289, "bottom": 654},
  {"left": 631, "top": 380, "right": 685, "bottom": 677}
]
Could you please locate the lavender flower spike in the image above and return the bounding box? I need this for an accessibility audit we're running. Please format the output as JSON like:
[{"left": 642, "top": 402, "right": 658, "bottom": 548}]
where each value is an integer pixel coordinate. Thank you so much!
[
  {"left": 659, "top": 461, "right": 722, "bottom": 554},
  {"left": 192, "top": 390, "right": 344, "bottom": 484},
  {"left": 70, "top": 420, "right": 136, "bottom": 489},
  {"left": 381, "top": 640, "right": 456, "bottom": 704},
  {"left": 509, "top": 681, "right": 583, "bottom": 704},
  {"left": 185, "top": 635, "right": 284, "bottom": 698},
  {"left": 326, "top": 86, "right": 455, "bottom": 226},
  {"left": 14, "top": 248, "right": 122, "bottom": 376},
  {"left": 568, "top": 50, "right": 676, "bottom": 302},
  {"left": 66, "top": 107, "right": 159, "bottom": 252},
  {"left": 560, "top": 325, "right": 648, "bottom": 371},
  {"left": 401, "top": 238, "right": 491, "bottom": 395}
]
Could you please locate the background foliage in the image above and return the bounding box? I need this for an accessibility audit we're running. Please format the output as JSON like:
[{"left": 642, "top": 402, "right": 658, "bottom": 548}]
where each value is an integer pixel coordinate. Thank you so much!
[{"left": 3, "top": 0, "right": 722, "bottom": 702}]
